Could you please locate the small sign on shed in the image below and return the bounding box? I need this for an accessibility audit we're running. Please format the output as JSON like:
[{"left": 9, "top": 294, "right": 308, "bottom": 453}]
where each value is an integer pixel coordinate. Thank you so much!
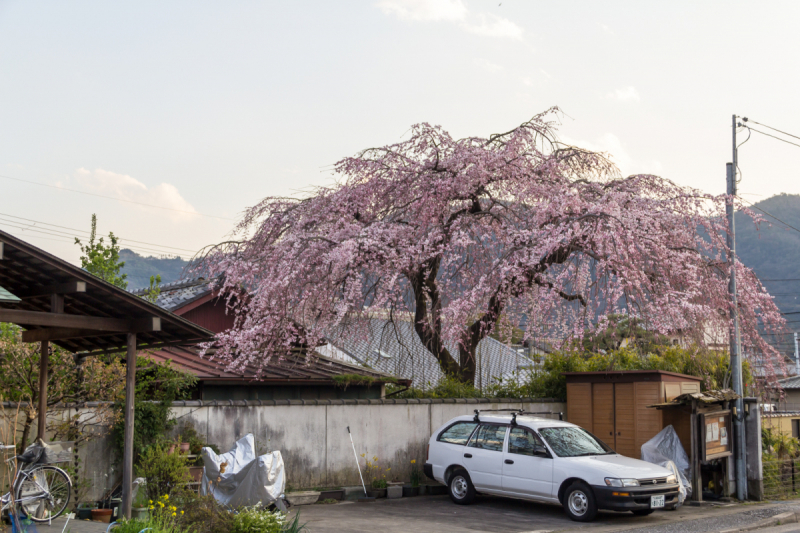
[{"left": 700, "top": 410, "right": 732, "bottom": 461}]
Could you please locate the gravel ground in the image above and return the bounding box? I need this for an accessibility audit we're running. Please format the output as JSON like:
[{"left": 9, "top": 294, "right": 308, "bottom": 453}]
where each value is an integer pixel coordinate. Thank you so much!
[{"left": 618, "top": 504, "right": 798, "bottom": 533}]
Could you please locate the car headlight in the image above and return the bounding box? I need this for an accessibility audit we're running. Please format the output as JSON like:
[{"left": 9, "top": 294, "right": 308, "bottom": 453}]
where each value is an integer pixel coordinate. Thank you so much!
[
  {"left": 604, "top": 478, "right": 640, "bottom": 487},
  {"left": 666, "top": 475, "right": 677, "bottom": 484}
]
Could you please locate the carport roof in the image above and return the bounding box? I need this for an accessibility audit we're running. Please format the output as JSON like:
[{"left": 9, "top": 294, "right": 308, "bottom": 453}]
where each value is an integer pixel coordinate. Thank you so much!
[{"left": 0, "top": 229, "right": 214, "bottom": 354}]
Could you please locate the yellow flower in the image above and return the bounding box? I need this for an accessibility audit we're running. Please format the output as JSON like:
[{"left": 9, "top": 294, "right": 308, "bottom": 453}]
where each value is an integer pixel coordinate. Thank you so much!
[
  {"left": 181, "top": 511, "right": 184, "bottom": 515},
  {"left": 410, "top": 460, "right": 416, "bottom": 464},
  {"left": 149, "top": 500, "right": 153, "bottom": 504},
  {"left": 172, "top": 512, "right": 177, "bottom": 517},
  {"left": 164, "top": 494, "right": 169, "bottom": 500}
]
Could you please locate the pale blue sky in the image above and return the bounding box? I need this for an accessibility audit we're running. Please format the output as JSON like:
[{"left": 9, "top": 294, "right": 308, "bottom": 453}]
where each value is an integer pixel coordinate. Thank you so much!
[{"left": 2, "top": 0, "right": 799, "bottom": 273}]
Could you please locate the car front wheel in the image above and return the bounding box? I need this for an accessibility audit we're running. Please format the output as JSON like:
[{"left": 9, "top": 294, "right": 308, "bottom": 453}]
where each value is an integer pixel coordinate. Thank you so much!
[
  {"left": 563, "top": 482, "right": 597, "bottom": 522},
  {"left": 448, "top": 469, "right": 476, "bottom": 505}
]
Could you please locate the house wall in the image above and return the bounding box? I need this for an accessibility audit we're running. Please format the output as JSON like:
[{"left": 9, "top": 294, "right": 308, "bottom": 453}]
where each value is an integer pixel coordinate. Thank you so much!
[
  {"left": 2, "top": 398, "right": 564, "bottom": 501},
  {"left": 180, "top": 298, "right": 235, "bottom": 333}
]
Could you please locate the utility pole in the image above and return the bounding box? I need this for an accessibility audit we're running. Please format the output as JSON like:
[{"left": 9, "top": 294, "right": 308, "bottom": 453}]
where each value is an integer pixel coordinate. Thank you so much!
[
  {"left": 795, "top": 332, "right": 799, "bottom": 377},
  {"left": 727, "top": 114, "right": 747, "bottom": 501}
]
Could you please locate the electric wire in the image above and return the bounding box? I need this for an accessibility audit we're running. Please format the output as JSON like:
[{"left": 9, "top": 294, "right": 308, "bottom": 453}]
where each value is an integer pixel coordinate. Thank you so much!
[
  {"left": 738, "top": 196, "right": 800, "bottom": 236},
  {"left": 746, "top": 126, "right": 800, "bottom": 150},
  {"left": 0, "top": 174, "right": 236, "bottom": 221},
  {"left": 0, "top": 221, "right": 196, "bottom": 258},
  {"left": 746, "top": 119, "right": 800, "bottom": 142},
  {"left": 0, "top": 212, "right": 200, "bottom": 253}
]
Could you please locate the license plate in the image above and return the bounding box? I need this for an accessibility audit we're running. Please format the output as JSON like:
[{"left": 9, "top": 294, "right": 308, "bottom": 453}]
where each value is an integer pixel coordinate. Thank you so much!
[{"left": 650, "top": 495, "right": 665, "bottom": 508}]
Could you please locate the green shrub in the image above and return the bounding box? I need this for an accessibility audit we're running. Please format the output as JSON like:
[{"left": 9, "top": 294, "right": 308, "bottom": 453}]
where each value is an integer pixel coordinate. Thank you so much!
[
  {"left": 137, "top": 441, "right": 192, "bottom": 501},
  {"left": 231, "top": 506, "right": 285, "bottom": 533}
]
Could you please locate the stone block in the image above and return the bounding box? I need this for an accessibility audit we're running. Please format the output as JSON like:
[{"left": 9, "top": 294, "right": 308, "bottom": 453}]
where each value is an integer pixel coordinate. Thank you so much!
[{"left": 387, "top": 485, "right": 403, "bottom": 499}]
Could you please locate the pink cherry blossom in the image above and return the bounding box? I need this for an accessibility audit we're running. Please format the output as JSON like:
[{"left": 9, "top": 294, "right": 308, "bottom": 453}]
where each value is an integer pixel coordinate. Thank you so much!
[{"left": 199, "top": 108, "right": 786, "bottom": 386}]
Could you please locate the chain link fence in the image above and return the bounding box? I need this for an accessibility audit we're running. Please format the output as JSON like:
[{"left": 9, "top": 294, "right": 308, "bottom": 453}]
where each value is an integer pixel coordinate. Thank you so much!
[{"left": 763, "top": 456, "right": 800, "bottom": 499}]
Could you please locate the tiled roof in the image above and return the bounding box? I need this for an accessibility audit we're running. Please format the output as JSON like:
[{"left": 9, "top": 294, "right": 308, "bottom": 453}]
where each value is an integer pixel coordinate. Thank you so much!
[
  {"left": 0, "top": 286, "right": 20, "bottom": 304},
  {"left": 778, "top": 375, "right": 800, "bottom": 390},
  {"left": 319, "top": 317, "right": 537, "bottom": 390},
  {"left": 129, "top": 277, "right": 212, "bottom": 312}
]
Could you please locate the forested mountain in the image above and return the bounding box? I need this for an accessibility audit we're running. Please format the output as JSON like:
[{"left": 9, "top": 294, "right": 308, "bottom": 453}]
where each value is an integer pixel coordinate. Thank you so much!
[
  {"left": 117, "top": 194, "right": 800, "bottom": 321},
  {"left": 735, "top": 193, "right": 800, "bottom": 318},
  {"left": 119, "top": 249, "right": 189, "bottom": 290}
]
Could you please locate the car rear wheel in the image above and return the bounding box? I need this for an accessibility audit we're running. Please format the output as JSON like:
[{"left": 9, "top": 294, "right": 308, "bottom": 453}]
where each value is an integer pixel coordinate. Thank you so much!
[
  {"left": 448, "top": 469, "right": 475, "bottom": 505},
  {"left": 562, "top": 482, "right": 597, "bottom": 522}
]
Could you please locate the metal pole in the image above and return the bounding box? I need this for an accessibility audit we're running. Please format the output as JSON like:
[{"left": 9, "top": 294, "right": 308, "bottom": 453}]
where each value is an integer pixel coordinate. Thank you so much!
[
  {"left": 794, "top": 332, "right": 799, "bottom": 376},
  {"left": 347, "top": 426, "right": 368, "bottom": 497},
  {"left": 121, "top": 333, "right": 137, "bottom": 519},
  {"left": 728, "top": 114, "right": 747, "bottom": 500}
]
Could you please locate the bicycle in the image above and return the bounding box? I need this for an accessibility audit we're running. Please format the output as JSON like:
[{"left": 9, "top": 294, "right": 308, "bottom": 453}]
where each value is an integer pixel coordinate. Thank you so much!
[{"left": 0, "top": 441, "right": 72, "bottom": 522}]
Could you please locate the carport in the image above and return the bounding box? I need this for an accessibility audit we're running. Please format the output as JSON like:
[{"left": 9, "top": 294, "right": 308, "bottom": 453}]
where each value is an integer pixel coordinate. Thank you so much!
[{"left": 0, "top": 229, "right": 214, "bottom": 518}]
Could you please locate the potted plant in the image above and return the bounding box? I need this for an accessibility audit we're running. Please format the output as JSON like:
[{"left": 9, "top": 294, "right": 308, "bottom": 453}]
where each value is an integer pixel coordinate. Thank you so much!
[
  {"left": 403, "top": 459, "right": 421, "bottom": 497},
  {"left": 363, "top": 454, "right": 389, "bottom": 498},
  {"left": 131, "top": 485, "right": 150, "bottom": 520}
]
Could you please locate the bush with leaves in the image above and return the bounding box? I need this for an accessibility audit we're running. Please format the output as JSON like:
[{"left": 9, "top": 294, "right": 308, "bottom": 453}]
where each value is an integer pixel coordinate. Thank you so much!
[
  {"left": 137, "top": 443, "right": 192, "bottom": 501},
  {"left": 111, "top": 357, "right": 197, "bottom": 463}
]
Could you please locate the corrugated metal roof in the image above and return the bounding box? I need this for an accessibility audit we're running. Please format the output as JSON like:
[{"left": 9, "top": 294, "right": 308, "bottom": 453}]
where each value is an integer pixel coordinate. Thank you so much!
[
  {"left": 321, "top": 317, "right": 536, "bottom": 390},
  {"left": 145, "top": 345, "right": 406, "bottom": 384},
  {"left": 129, "top": 277, "right": 212, "bottom": 312},
  {"left": 0, "top": 286, "right": 20, "bottom": 304}
]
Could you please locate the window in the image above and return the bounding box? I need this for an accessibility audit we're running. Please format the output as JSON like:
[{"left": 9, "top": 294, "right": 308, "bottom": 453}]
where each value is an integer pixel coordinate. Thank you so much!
[
  {"left": 438, "top": 422, "right": 478, "bottom": 445},
  {"left": 508, "top": 427, "right": 545, "bottom": 456},
  {"left": 468, "top": 424, "right": 507, "bottom": 452},
  {"left": 538, "top": 427, "right": 614, "bottom": 457},
  {"left": 793, "top": 420, "right": 800, "bottom": 439}
]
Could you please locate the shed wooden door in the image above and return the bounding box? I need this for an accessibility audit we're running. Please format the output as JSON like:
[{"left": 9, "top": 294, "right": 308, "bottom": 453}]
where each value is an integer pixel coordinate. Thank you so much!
[
  {"left": 567, "top": 383, "right": 593, "bottom": 432},
  {"left": 614, "top": 383, "right": 637, "bottom": 457},
  {"left": 592, "top": 383, "right": 616, "bottom": 449},
  {"left": 635, "top": 381, "right": 663, "bottom": 456}
]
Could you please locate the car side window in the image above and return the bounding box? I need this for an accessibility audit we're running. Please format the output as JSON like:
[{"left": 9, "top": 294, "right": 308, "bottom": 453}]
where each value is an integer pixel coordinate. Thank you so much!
[
  {"left": 467, "top": 424, "right": 507, "bottom": 452},
  {"left": 508, "top": 427, "right": 545, "bottom": 456},
  {"left": 438, "top": 422, "right": 478, "bottom": 445}
]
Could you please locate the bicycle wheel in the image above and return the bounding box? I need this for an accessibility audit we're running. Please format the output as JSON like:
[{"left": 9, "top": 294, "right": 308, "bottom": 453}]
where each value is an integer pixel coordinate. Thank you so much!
[{"left": 15, "top": 465, "right": 72, "bottom": 522}]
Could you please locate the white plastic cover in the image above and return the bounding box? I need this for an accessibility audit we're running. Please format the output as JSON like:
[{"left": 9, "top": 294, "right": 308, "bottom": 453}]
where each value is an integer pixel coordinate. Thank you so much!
[
  {"left": 199, "top": 433, "right": 286, "bottom": 508},
  {"left": 640, "top": 425, "right": 692, "bottom": 502}
]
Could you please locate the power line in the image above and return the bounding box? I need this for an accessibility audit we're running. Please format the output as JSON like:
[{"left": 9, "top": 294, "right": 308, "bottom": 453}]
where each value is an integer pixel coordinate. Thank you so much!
[
  {"left": 746, "top": 119, "right": 800, "bottom": 142},
  {"left": 747, "top": 126, "right": 800, "bottom": 149},
  {"left": 0, "top": 221, "right": 194, "bottom": 258},
  {"left": 0, "top": 212, "right": 200, "bottom": 254},
  {"left": 738, "top": 196, "right": 800, "bottom": 236},
  {"left": 762, "top": 279, "right": 800, "bottom": 282},
  {"left": 0, "top": 174, "right": 236, "bottom": 221}
]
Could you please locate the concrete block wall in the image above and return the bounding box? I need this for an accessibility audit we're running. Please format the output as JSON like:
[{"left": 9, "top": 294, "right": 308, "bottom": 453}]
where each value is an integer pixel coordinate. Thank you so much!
[{"left": 3, "top": 398, "right": 565, "bottom": 499}]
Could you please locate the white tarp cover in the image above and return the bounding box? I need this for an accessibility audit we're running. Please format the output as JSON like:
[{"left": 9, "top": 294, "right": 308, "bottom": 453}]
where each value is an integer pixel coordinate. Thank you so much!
[
  {"left": 199, "top": 434, "right": 285, "bottom": 508},
  {"left": 641, "top": 425, "right": 692, "bottom": 503}
]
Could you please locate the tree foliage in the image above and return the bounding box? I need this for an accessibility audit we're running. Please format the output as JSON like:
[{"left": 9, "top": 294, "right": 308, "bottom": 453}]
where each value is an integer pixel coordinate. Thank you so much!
[
  {"left": 0, "top": 323, "right": 126, "bottom": 451},
  {"left": 201, "top": 108, "right": 786, "bottom": 384},
  {"left": 74, "top": 213, "right": 128, "bottom": 289}
]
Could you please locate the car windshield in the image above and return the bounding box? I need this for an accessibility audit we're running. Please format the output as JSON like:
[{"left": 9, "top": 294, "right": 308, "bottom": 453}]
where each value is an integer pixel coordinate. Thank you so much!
[{"left": 538, "top": 427, "right": 615, "bottom": 457}]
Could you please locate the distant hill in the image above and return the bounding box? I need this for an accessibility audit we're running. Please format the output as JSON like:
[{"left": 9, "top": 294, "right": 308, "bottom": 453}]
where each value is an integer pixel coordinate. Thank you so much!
[
  {"left": 119, "top": 249, "right": 189, "bottom": 290},
  {"left": 735, "top": 193, "right": 800, "bottom": 317}
]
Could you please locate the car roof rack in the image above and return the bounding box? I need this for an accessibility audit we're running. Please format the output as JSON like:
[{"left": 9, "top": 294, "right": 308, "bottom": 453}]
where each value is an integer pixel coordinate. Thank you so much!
[{"left": 473, "top": 408, "right": 563, "bottom": 423}]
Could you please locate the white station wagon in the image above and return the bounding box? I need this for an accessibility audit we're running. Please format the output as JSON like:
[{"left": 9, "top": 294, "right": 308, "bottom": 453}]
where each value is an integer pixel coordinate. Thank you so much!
[{"left": 423, "top": 411, "right": 680, "bottom": 522}]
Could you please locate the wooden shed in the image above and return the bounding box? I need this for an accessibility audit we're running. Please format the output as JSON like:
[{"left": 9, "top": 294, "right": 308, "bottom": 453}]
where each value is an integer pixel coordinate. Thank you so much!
[{"left": 565, "top": 370, "right": 702, "bottom": 458}]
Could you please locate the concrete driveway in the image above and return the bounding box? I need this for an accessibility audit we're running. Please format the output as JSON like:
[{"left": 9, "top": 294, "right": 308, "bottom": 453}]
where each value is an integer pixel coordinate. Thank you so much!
[{"left": 295, "top": 494, "right": 662, "bottom": 533}]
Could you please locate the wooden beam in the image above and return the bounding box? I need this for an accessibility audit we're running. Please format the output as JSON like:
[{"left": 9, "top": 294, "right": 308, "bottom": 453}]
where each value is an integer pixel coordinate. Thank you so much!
[
  {"left": 14, "top": 281, "right": 87, "bottom": 299},
  {"left": 21, "top": 326, "right": 150, "bottom": 343},
  {"left": 121, "top": 333, "right": 137, "bottom": 520},
  {"left": 0, "top": 308, "right": 161, "bottom": 332}
]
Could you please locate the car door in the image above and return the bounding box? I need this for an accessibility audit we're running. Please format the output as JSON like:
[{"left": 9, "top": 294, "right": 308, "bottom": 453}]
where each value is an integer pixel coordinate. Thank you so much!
[
  {"left": 464, "top": 423, "right": 507, "bottom": 491},
  {"left": 501, "top": 427, "right": 554, "bottom": 499}
]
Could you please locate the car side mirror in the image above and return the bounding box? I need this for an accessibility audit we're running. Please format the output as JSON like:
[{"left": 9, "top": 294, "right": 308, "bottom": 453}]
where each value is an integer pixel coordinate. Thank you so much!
[{"left": 533, "top": 445, "right": 548, "bottom": 457}]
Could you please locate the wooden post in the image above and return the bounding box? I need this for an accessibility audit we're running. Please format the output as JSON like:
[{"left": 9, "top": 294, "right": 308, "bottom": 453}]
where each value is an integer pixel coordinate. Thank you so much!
[
  {"left": 121, "top": 333, "right": 137, "bottom": 520},
  {"left": 690, "top": 399, "right": 702, "bottom": 502},
  {"left": 36, "top": 340, "right": 48, "bottom": 440},
  {"left": 36, "top": 294, "right": 63, "bottom": 441}
]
